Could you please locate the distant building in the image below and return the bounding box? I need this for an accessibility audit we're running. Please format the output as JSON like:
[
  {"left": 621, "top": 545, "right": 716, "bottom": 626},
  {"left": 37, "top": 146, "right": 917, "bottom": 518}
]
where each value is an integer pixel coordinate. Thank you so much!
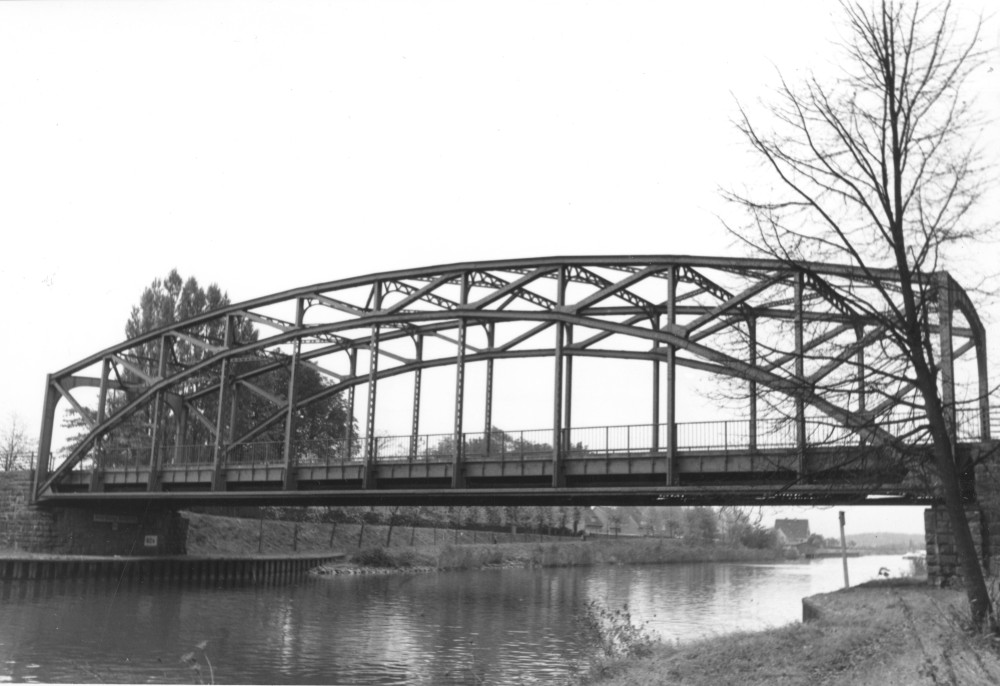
[{"left": 773, "top": 518, "right": 811, "bottom": 545}]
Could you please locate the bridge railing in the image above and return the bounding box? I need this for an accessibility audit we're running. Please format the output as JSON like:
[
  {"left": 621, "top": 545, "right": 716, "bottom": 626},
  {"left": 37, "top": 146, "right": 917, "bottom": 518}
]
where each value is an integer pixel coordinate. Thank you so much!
[{"left": 70, "top": 407, "right": 996, "bottom": 477}]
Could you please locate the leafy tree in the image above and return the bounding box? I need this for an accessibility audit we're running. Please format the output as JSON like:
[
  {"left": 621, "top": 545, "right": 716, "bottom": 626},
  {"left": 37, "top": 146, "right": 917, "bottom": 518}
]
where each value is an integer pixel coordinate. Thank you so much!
[
  {"left": 431, "top": 426, "right": 552, "bottom": 460},
  {"left": 503, "top": 506, "right": 523, "bottom": 532},
  {"left": 605, "top": 507, "right": 624, "bottom": 536},
  {"left": 0, "top": 413, "right": 31, "bottom": 471},
  {"left": 725, "top": 1, "right": 994, "bottom": 629},
  {"left": 683, "top": 507, "right": 718, "bottom": 543},
  {"left": 718, "top": 506, "right": 762, "bottom": 545},
  {"left": 68, "top": 269, "right": 353, "bottom": 465},
  {"left": 740, "top": 525, "right": 777, "bottom": 550},
  {"left": 482, "top": 506, "right": 503, "bottom": 529}
]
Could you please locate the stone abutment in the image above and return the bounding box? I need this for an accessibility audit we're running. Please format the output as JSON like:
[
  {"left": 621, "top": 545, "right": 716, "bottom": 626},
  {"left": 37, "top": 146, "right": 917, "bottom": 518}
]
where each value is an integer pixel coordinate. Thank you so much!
[
  {"left": 924, "top": 442, "right": 1000, "bottom": 586},
  {"left": 0, "top": 471, "right": 186, "bottom": 555}
]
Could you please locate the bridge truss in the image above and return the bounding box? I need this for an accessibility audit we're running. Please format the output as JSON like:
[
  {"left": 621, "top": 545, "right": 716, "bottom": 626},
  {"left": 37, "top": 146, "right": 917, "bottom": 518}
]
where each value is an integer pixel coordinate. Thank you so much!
[{"left": 34, "top": 256, "right": 990, "bottom": 506}]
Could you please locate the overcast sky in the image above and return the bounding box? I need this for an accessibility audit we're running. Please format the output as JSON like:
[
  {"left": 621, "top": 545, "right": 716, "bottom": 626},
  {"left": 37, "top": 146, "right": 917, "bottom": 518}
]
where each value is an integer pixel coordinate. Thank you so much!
[{"left": 2, "top": 1, "right": 997, "bottom": 537}]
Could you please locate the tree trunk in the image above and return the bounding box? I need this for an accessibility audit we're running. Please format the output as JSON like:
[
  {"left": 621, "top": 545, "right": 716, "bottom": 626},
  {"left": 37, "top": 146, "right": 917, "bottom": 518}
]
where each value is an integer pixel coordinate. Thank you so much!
[{"left": 385, "top": 506, "right": 399, "bottom": 547}]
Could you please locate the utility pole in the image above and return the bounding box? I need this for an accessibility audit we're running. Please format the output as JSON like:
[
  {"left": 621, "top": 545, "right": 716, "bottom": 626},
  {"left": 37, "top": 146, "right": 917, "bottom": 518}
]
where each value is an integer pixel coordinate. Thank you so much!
[{"left": 839, "top": 511, "right": 850, "bottom": 588}]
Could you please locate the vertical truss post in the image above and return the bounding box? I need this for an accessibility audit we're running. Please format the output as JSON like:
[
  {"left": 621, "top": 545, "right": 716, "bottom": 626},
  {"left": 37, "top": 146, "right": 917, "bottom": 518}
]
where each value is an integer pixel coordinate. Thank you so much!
[
  {"left": 212, "top": 316, "right": 235, "bottom": 491},
  {"left": 363, "top": 284, "right": 382, "bottom": 489},
  {"left": 410, "top": 336, "right": 423, "bottom": 459},
  {"left": 33, "top": 376, "right": 60, "bottom": 501},
  {"left": 89, "top": 358, "right": 111, "bottom": 492},
  {"left": 172, "top": 402, "right": 188, "bottom": 464},
  {"left": 564, "top": 324, "right": 574, "bottom": 458},
  {"left": 551, "top": 267, "right": 566, "bottom": 487},
  {"left": 937, "top": 273, "right": 957, "bottom": 447},
  {"left": 748, "top": 318, "right": 758, "bottom": 452},
  {"left": 976, "top": 334, "right": 990, "bottom": 442},
  {"left": 854, "top": 324, "right": 867, "bottom": 414},
  {"left": 282, "top": 299, "right": 304, "bottom": 491},
  {"left": 147, "top": 334, "right": 171, "bottom": 492},
  {"left": 452, "top": 273, "right": 469, "bottom": 488},
  {"left": 652, "top": 315, "right": 660, "bottom": 454},
  {"left": 228, "top": 385, "right": 239, "bottom": 457},
  {"left": 552, "top": 322, "right": 564, "bottom": 483},
  {"left": 484, "top": 323, "right": 495, "bottom": 456},
  {"left": 347, "top": 350, "right": 357, "bottom": 459},
  {"left": 794, "top": 272, "right": 806, "bottom": 476},
  {"left": 666, "top": 265, "right": 677, "bottom": 485}
]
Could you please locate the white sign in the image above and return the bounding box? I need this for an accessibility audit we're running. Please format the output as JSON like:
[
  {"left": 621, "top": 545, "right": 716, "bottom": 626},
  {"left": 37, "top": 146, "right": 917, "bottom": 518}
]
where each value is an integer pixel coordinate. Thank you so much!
[{"left": 143, "top": 535, "right": 159, "bottom": 547}]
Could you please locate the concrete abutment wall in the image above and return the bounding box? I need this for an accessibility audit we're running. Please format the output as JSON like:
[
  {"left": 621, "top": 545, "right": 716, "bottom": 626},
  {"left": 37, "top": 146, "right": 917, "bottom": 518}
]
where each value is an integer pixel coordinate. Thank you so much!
[{"left": 0, "top": 471, "right": 186, "bottom": 555}]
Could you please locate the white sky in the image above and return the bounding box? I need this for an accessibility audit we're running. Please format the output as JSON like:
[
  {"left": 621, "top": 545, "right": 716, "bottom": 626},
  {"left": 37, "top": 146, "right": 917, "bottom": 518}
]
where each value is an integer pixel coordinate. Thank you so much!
[{"left": 1, "top": 1, "right": 998, "bottom": 537}]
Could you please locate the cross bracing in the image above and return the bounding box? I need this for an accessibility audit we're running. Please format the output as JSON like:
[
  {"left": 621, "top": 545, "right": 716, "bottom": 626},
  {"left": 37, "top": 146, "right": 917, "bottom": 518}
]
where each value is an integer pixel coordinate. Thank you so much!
[{"left": 33, "top": 256, "right": 990, "bottom": 506}]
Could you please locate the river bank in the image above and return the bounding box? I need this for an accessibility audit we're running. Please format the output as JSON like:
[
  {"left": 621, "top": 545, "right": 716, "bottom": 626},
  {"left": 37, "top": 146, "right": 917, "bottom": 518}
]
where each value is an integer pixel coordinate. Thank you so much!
[
  {"left": 318, "top": 537, "right": 782, "bottom": 575},
  {"left": 184, "top": 510, "right": 782, "bottom": 574},
  {"left": 585, "top": 579, "right": 1000, "bottom": 686}
]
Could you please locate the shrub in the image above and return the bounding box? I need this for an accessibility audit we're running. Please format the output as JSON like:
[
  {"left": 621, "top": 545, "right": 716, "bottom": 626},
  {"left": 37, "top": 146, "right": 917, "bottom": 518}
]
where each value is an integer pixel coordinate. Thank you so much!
[
  {"left": 574, "top": 600, "right": 657, "bottom": 681},
  {"left": 739, "top": 525, "right": 777, "bottom": 549}
]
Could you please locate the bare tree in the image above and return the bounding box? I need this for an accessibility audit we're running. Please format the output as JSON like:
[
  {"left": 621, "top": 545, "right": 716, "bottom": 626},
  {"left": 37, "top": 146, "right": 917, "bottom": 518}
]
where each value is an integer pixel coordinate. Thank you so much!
[
  {"left": 0, "top": 413, "right": 31, "bottom": 471},
  {"left": 725, "top": 0, "right": 995, "bottom": 629}
]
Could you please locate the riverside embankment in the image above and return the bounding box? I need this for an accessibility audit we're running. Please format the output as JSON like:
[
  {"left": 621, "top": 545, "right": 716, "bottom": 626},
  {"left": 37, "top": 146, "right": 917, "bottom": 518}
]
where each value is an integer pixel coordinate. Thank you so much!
[
  {"left": 183, "top": 510, "right": 783, "bottom": 574},
  {"left": 586, "top": 579, "right": 1000, "bottom": 686},
  {"left": 3, "top": 509, "right": 779, "bottom": 583}
]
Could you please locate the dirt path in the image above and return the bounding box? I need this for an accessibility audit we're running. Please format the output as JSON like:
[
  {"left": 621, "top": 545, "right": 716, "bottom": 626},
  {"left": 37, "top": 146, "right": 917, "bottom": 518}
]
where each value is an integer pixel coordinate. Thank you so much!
[{"left": 810, "top": 585, "right": 1000, "bottom": 686}]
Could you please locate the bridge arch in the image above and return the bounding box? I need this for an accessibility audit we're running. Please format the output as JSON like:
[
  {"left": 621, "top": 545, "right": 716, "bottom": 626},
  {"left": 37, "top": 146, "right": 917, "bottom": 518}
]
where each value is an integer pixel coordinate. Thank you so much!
[{"left": 34, "top": 256, "right": 990, "bottom": 504}]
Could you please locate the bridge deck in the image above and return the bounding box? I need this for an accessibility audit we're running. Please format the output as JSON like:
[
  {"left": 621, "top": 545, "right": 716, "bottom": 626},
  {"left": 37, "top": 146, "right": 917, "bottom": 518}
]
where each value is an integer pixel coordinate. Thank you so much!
[{"left": 42, "top": 440, "right": 934, "bottom": 507}]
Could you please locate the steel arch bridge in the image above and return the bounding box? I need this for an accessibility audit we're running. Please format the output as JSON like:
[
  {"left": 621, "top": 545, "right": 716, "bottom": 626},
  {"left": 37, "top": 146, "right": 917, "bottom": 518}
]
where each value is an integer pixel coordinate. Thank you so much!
[{"left": 34, "top": 256, "right": 991, "bottom": 507}]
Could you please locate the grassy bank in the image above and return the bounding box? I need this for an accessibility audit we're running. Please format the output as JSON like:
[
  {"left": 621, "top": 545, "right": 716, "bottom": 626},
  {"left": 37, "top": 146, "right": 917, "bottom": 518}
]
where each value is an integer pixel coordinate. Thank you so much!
[
  {"left": 585, "top": 579, "right": 1000, "bottom": 686},
  {"left": 183, "top": 511, "right": 780, "bottom": 571},
  {"left": 344, "top": 538, "right": 780, "bottom": 572}
]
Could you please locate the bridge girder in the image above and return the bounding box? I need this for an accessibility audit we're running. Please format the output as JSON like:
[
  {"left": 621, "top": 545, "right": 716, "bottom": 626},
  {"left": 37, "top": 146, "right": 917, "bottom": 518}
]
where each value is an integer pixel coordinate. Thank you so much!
[{"left": 34, "top": 256, "right": 990, "bottom": 503}]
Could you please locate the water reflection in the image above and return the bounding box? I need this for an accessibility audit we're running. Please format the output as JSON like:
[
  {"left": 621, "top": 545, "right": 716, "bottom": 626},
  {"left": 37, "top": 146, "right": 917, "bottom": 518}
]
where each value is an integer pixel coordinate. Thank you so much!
[{"left": 0, "top": 555, "right": 917, "bottom": 684}]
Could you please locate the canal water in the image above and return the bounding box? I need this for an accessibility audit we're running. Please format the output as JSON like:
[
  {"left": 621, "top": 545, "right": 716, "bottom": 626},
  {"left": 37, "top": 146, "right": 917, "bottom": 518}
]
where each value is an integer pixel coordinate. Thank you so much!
[{"left": 0, "top": 554, "right": 918, "bottom": 684}]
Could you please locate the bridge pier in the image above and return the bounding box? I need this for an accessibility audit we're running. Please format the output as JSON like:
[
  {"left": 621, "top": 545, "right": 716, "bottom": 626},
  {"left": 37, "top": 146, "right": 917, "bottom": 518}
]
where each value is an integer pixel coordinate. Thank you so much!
[
  {"left": 924, "top": 442, "right": 1000, "bottom": 586},
  {"left": 924, "top": 505, "right": 989, "bottom": 586}
]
